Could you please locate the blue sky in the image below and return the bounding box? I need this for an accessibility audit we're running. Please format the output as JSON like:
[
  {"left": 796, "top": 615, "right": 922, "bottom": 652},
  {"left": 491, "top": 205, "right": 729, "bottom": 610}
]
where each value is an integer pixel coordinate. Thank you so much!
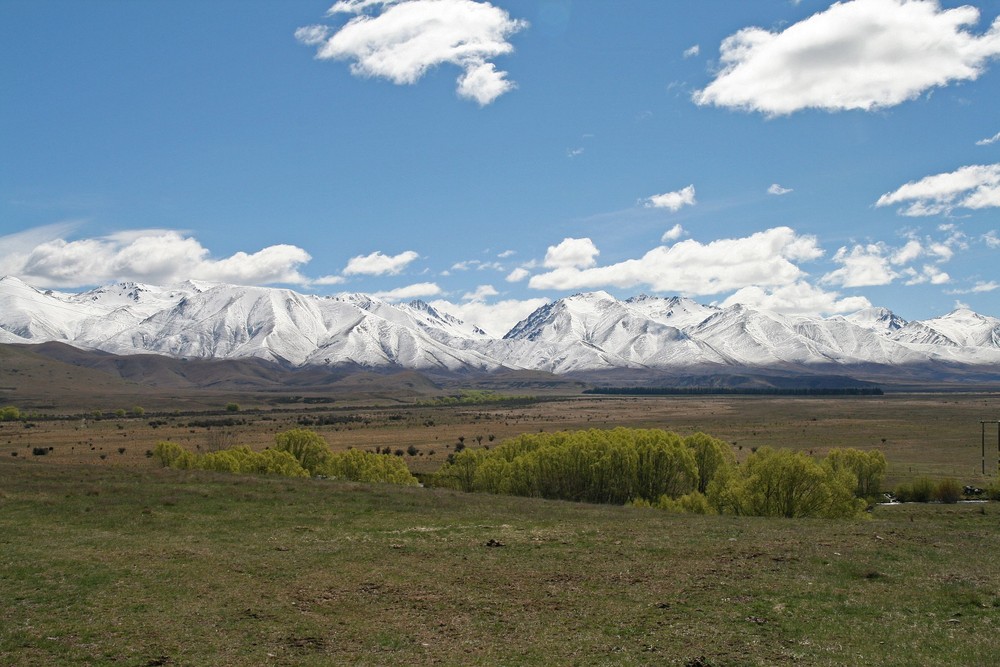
[{"left": 2, "top": 0, "right": 999, "bottom": 335}]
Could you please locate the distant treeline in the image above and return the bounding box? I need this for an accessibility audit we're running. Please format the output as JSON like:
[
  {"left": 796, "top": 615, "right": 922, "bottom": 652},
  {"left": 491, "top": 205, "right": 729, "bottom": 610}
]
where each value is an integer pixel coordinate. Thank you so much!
[{"left": 583, "top": 386, "right": 884, "bottom": 396}]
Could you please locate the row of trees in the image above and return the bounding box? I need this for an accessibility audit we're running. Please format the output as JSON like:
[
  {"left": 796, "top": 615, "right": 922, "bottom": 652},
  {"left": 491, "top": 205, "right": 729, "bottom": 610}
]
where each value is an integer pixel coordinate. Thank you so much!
[
  {"left": 430, "top": 428, "right": 886, "bottom": 519},
  {"left": 154, "top": 428, "right": 419, "bottom": 486}
]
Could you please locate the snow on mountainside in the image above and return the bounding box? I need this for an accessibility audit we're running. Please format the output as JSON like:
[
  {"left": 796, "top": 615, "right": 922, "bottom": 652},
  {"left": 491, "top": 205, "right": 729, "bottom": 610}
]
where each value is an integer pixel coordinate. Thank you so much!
[{"left": 2, "top": 277, "right": 999, "bottom": 376}]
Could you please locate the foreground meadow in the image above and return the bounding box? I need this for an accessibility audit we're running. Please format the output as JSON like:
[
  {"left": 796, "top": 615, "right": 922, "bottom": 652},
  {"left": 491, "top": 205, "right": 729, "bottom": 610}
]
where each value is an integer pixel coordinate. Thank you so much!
[{"left": 2, "top": 458, "right": 999, "bottom": 666}]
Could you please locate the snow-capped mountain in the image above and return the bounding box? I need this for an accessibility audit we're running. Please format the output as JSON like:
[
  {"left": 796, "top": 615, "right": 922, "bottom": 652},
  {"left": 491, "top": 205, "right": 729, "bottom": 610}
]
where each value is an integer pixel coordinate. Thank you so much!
[{"left": 2, "top": 275, "right": 1000, "bottom": 380}]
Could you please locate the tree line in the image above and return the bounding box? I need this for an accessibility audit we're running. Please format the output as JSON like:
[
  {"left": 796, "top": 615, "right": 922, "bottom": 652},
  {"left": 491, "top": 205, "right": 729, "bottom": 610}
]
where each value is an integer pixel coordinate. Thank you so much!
[
  {"left": 154, "top": 428, "right": 418, "bottom": 486},
  {"left": 430, "top": 428, "right": 886, "bottom": 519},
  {"left": 583, "top": 387, "right": 883, "bottom": 396}
]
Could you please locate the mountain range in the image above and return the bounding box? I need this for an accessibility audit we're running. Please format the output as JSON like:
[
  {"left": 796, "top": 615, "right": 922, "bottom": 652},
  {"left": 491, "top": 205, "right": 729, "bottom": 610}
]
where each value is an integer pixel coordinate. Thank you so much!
[{"left": 2, "top": 275, "right": 999, "bottom": 385}]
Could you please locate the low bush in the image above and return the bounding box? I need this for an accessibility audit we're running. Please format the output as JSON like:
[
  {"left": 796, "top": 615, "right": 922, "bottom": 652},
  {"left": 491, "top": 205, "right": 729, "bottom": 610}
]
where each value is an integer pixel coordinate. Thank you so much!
[{"left": 933, "top": 478, "right": 962, "bottom": 504}]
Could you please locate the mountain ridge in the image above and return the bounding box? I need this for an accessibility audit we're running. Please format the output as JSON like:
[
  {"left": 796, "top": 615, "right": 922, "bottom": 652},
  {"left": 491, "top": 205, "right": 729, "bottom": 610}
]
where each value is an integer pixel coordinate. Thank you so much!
[{"left": 2, "top": 275, "right": 999, "bottom": 384}]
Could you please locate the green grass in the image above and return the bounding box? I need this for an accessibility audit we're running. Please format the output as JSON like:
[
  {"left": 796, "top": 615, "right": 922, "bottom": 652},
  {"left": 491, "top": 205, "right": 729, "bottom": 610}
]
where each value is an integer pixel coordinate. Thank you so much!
[{"left": 2, "top": 459, "right": 999, "bottom": 666}]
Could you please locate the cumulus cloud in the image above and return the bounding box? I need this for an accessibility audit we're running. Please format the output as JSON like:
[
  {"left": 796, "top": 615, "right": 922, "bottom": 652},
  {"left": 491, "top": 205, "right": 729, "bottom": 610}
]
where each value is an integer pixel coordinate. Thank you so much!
[
  {"left": 876, "top": 163, "right": 1000, "bottom": 216},
  {"left": 694, "top": 0, "right": 1000, "bottom": 115},
  {"left": 462, "top": 284, "right": 499, "bottom": 301},
  {"left": 298, "top": 0, "right": 528, "bottom": 106},
  {"left": 768, "top": 183, "right": 793, "bottom": 195},
  {"left": 343, "top": 250, "right": 419, "bottom": 276},
  {"left": 543, "top": 237, "right": 600, "bottom": 269},
  {"left": 430, "top": 296, "right": 549, "bottom": 336},
  {"left": 903, "top": 264, "right": 950, "bottom": 285},
  {"left": 821, "top": 243, "right": 898, "bottom": 287},
  {"left": 823, "top": 228, "right": 965, "bottom": 288},
  {"left": 371, "top": 281, "right": 442, "bottom": 300},
  {"left": 528, "top": 227, "right": 823, "bottom": 296},
  {"left": 645, "top": 185, "right": 696, "bottom": 212},
  {"left": 2, "top": 228, "right": 312, "bottom": 288},
  {"left": 984, "top": 230, "right": 1000, "bottom": 248},
  {"left": 721, "top": 282, "right": 872, "bottom": 315},
  {"left": 976, "top": 131, "right": 1000, "bottom": 146},
  {"left": 505, "top": 267, "right": 530, "bottom": 282},
  {"left": 683, "top": 44, "right": 700, "bottom": 59},
  {"left": 661, "top": 224, "right": 685, "bottom": 242}
]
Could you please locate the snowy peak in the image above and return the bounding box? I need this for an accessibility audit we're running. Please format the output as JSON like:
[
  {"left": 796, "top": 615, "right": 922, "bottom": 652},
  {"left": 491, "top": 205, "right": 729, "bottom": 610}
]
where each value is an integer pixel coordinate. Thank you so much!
[
  {"left": 892, "top": 309, "right": 1000, "bottom": 349},
  {"left": 843, "top": 307, "right": 907, "bottom": 333},
  {"left": 2, "top": 278, "right": 999, "bottom": 376}
]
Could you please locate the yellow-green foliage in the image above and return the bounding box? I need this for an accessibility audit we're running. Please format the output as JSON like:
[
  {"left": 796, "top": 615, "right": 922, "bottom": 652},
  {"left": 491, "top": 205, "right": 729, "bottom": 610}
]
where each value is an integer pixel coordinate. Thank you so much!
[
  {"left": 153, "top": 441, "right": 197, "bottom": 469},
  {"left": 273, "top": 428, "right": 334, "bottom": 474},
  {"left": 708, "top": 447, "right": 867, "bottom": 519},
  {"left": 825, "top": 447, "right": 887, "bottom": 500},
  {"left": 654, "top": 491, "right": 716, "bottom": 515},
  {"left": 316, "top": 449, "right": 419, "bottom": 486},
  {"left": 156, "top": 430, "right": 417, "bottom": 486},
  {"left": 417, "top": 390, "right": 534, "bottom": 406},
  {"left": 196, "top": 446, "right": 308, "bottom": 477},
  {"left": 684, "top": 432, "right": 736, "bottom": 494},
  {"left": 0, "top": 406, "right": 21, "bottom": 421},
  {"left": 433, "top": 428, "right": 700, "bottom": 505}
]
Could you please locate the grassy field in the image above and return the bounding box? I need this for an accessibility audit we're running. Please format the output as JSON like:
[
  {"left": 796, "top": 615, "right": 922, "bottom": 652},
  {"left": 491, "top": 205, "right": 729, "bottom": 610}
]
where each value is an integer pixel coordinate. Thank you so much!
[
  {"left": 3, "top": 393, "right": 1000, "bottom": 665},
  {"left": 2, "top": 458, "right": 999, "bottom": 666},
  {"left": 4, "top": 392, "right": 1000, "bottom": 484}
]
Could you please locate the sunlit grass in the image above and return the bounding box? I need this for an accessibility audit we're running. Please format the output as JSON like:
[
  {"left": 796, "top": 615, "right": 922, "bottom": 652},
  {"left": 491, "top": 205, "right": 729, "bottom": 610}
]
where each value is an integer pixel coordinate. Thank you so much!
[{"left": 2, "top": 459, "right": 998, "bottom": 666}]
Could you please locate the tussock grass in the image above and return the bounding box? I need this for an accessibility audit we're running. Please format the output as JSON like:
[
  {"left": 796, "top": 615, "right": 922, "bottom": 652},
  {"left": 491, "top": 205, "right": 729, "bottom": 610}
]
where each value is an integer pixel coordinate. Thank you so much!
[{"left": 2, "top": 459, "right": 998, "bottom": 666}]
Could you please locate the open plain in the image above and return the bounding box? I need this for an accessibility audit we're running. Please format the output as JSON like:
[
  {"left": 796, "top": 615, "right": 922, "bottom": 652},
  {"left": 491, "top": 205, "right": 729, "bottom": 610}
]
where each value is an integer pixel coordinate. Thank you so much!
[{"left": 2, "top": 391, "right": 1000, "bottom": 665}]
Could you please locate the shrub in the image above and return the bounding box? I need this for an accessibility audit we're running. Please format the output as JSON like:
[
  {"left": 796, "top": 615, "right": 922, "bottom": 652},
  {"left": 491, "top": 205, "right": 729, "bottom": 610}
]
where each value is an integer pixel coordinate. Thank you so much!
[
  {"left": 708, "top": 447, "right": 866, "bottom": 519},
  {"left": 896, "top": 477, "right": 935, "bottom": 503},
  {"left": 0, "top": 406, "right": 21, "bottom": 422},
  {"left": 316, "top": 449, "right": 418, "bottom": 486},
  {"left": 31, "top": 447, "right": 48, "bottom": 456},
  {"left": 933, "top": 478, "right": 962, "bottom": 504},
  {"left": 225, "top": 402, "right": 240, "bottom": 412},
  {"left": 273, "top": 428, "right": 333, "bottom": 474},
  {"left": 131, "top": 406, "right": 145, "bottom": 416},
  {"left": 825, "top": 448, "right": 887, "bottom": 500},
  {"left": 654, "top": 491, "right": 716, "bottom": 515},
  {"left": 153, "top": 441, "right": 196, "bottom": 469}
]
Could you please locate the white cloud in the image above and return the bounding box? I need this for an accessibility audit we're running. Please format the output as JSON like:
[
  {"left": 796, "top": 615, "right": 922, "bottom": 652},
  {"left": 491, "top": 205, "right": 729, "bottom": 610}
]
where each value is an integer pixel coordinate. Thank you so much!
[
  {"left": 372, "top": 281, "right": 442, "bottom": 301},
  {"left": 976, "top": 131, "right": 1000, "bottom": 146},
  {"left": 645, "top": 185, "right": 696, "bottom": 212},
  {"left": 543, "top": 237, "right": 600, "bottom": 269},
  {"left": 876, "top": 163, "right": 1000, "bottom": 216},
  {"left": 694, "top": 0, "right": 1000, "bottom": 115},
  {"left": 430, "top": 297, "right": 549, "bottom": 337},
  {"left": 529, "top": 227, "right": 823, "bottom": 296},
  {"left": 903, "top": 265, "right": 950, "bottom": 285},
  {"left": 299, "top": 0, "right": 528, "bottom": 106},
  {"left": 721, "top": 282, "right": 872, "bottom": 315},
  {"left": 947, "top": 280, "right": 999, "bottom": 294},
  {"left": 343, "top": 250, "right": 419, "bottom": 276},
  {"left": 462, "top": 284, "right": 499, "bottom": 301},
  {"left": 314, "top": 275, "right": 346, "bottom": 285},
  {"left": 891, "top": 239, "right": 923, "bottom": 265},
  {"left": 683, "top": 44, "right": 700, "bottom": 59},
  {"left": 505, "top": 267, "right": 530, "bottom": 282},
  {"left": 294, "top": 24, "right": 331, "bottom": 46},
  {"left": 497, "top": 249, "right": 516, "bottom": 258},
  {"left": 984, "top": 231, "right": 1000, "bottom": 248},
  {"left": 821, "top": 243, "right": 897, "bottom": 287},
  {"left": 661, "top": 224, "right": 685, "bottom": 242},
  {"left": 767, "top": 183, "right": 793, "bottom": 196},
  {"left": 567, "top": 147, "right": 585, "bottom": 158},
  {"left": 4, "top": 228, "right": 312, "bottom": 288}
]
